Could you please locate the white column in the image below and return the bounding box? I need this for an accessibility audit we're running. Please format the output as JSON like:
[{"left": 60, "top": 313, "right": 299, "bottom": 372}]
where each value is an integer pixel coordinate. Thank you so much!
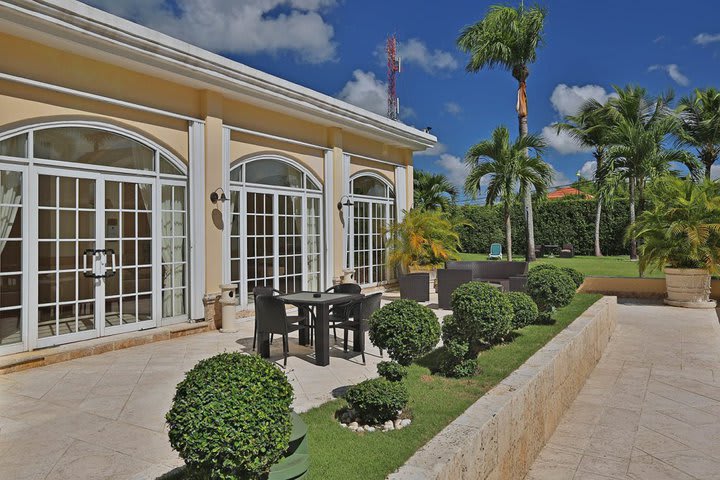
[
  {"left": 188, "top": 121, "right": 206, "bottom": 320},
  {"left": 341, "top": 153, "right": 351, "bottom": 270},
  {"left": 395, "top": 165, "right": 407, "bottom": 222},
  {"left": 221, "top": 126, "right": 231, "bottom": 285},
  {"left": 323, "top": 150, "right": 334, "bottom": 289}
]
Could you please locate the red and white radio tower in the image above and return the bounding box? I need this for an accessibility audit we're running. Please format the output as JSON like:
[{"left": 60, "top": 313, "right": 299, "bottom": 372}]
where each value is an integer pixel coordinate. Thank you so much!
[{"left": 386, "top": 35, "right": 401, "bottom": 120}]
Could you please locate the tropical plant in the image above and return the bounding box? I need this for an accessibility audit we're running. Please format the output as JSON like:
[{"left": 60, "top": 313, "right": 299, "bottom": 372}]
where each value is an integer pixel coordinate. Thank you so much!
[
  {"left": 457, "top": 2, "right": 547, "bottom": 260},
  {"left": 556, "top": 100, "right": 614, "bottom": 256},
  {"left": 627, "top": 176, "right": 720, "bottom": 275},
  {"left": 413, "top": 169, "right": 458, "bottom": 211},
  {"left": 600, "top": 85, "right": 700, "bottom": 259},
  {"left": 677, "top": 87, "right": 720, "bottom": 179},
  {"left": 386, "top": 208, "right": 462, "bottom": 271},
  {"left": 464, "top": 125, "right": 552, "bottom": 261}
]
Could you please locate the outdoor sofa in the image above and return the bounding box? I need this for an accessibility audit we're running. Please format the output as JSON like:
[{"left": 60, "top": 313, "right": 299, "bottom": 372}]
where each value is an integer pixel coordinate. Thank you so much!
[{"left": 438, "top": 261, "right": 529, "bottom": 309}]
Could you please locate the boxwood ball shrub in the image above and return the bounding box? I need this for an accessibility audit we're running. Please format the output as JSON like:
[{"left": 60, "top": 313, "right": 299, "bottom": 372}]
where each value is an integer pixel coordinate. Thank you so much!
[
  {"left": 369, "top": 299, "right": 441, "bottom": 366},
  {"left": 166, "top": 353, "right": 293, "bottom": 480},
  {"left": 344, "top": 377, "right": 409, "bottom": 424},
  {"left": 561, "top": 266, "right": 585, "bottom": 288},
  {"left": 450, "top": 281, "right": 514, "bottom": 344},
  {"left": 506, "top": 292, "right": 539, "bottom": 328},
  {"left": 377, "top": 361, "right": 408, "bottom": 382},
  {"left": 526, "top": 268, "right": 576, "bottom": 315}
]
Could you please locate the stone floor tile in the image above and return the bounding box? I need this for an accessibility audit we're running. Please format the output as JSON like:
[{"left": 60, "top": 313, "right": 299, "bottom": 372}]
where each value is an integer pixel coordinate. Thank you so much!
[
  {"left": 45, "top": 439, "right": 160, "bottom": 480},
  {"left": 626, "top": 451, "right": 695, "bottom": 480},
  {"left": 577, "top": 454, "right": 630, "bottom": 478},
  {"left": 652, "top": 448, "right": 720, "bottom": 480}
]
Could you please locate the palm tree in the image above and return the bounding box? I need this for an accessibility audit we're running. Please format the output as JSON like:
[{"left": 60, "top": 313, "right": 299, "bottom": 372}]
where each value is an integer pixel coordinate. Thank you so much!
[
  {"left": 677, "top": 87, "right": 720, "bottom": 179},
  {"left": 464, "top": 125, "right": 551, "bottom": 261},
  {"left": 600, "top": 85, "right": 700, "bottom": 260},
  {"left": 413, "top": 170, "right": 458, "bottom": 211},
  {"left": 556, "top": 100, "right": 614, "bottom": 256},
  {"left": 457, "top": 2, "right": 547, "bottom": 261}
]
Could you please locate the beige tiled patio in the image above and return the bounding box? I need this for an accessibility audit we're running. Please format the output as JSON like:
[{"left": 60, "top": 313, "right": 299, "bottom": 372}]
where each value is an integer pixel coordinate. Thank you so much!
[
  {"left": 526, "top": 301, "right": 720, "bottom": 480},
  {"left": 0, "top": 298, "right": 449, "bottom": 480}
]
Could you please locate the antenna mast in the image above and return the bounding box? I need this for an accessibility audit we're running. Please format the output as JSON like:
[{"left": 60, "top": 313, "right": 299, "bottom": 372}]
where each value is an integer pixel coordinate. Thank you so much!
[{"left": 386, "top": 35, "right": 400, "bottom": 120}]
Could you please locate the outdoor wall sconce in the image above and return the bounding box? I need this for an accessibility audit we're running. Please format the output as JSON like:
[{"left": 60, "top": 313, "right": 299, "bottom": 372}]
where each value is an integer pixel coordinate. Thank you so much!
[
  {"left": 210, "top": 187, "right": 228, "bottom": 204},
  {"left": 337, "top": 195, "right": 354, "bottom": 211}
]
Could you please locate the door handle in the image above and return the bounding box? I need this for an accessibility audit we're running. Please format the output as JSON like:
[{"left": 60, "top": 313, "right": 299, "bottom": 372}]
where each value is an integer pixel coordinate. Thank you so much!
[
  {"left": 83, "top": 248, "right": 101, "bottom": 278},
  {"left": 82, "top": 249, "right": 116, "bottom": 278},
  {"left": 105, "top": 249, "right": 117, "bottom": 278}
]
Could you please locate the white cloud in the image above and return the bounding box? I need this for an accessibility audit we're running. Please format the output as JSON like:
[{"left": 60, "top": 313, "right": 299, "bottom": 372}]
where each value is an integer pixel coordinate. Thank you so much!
[
  {"left": 336, "top": 70, "right": 387, "bottom": 116},
  {"left": 578, "top": 160, "right": 597, "bottom": 180},
  {"left": 541, "top": 125, "right": 592, "bottom": 155},
  {"left": 444, "top": 102, "right": 462, "bottom": 116},
  {"left": 694, "top": 33, "right": 720, "bottom": 45},
  {"left": 549, "top": 84, "right": 617, "bottom": 118},
  {"left": 648, "top": 64, "right": 690, "bottom": 86},
  {"left": 435, "top": 154, "right": 469, "bottom": 190},
  {"left": 653, "top": 35, "right": 665, "bottom": 44},
  {"left": 86, "top": 0, "right": 338, "bottom": 63},
  {"left": 375, "top": 38, "right": 458, "bottom": 75},
  {"left": 415, "top": 142, "right": 448, "bottom": 157}
]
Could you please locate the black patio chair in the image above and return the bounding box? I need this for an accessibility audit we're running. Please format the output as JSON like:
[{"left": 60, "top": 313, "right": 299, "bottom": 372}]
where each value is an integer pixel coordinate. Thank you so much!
[
  {"left": 253, "top": 286, "right": 313, "bottom": 349},
  {"left": 333, "top": 292, "right": 382, "bottom": 364},
  {"left": 324, "top": 283, "right": 362, "bottom": 340},
  {"left": 255, "top": 294, "right": 310, "bottom": 367}
]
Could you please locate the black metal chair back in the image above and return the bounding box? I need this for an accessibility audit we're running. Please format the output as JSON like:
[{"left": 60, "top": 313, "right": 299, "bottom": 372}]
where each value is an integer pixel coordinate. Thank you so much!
[
  {"left": 326, "top": 283, "right": 362, "bottom": 294},
  {"left": 358, "top": 292, "right": 382, "bottom": 321},
  {"left": 255, "top": 294, "right": 288, "bottom": 334}
]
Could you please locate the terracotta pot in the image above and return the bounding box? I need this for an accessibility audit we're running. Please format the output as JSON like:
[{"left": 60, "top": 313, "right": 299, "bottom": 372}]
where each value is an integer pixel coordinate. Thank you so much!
[{"left": 664, "top": 268, "right": 716, "bottom": 309}]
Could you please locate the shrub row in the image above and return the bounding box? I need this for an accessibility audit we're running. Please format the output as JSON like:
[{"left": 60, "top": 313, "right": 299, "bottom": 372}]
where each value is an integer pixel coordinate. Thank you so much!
[{"left": 453, "top": 198, "right": 630, "bottom": 256}]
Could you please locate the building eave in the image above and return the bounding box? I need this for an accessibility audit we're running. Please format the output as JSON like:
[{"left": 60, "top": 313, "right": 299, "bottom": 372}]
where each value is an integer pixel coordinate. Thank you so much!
[{"left": 0, "top": 0, "right": 437, "bottom": 151}]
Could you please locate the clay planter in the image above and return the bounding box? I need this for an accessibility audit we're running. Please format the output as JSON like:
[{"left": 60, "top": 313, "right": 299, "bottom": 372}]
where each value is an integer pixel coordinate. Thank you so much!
[{"left": 664, "top": 268, "right": 716, "bottom": 309}]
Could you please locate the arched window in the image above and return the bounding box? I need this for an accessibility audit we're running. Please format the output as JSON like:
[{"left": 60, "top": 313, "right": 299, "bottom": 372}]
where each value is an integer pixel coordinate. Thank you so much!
[
  {"left": 0, "top": 121, "right": 189, "bottom": 354},
  {"left": 228, "top": 156, "right": 323, "bottom": 305},
  {"left": 348, "top": 173, "right": 395, "bottom": 286}
]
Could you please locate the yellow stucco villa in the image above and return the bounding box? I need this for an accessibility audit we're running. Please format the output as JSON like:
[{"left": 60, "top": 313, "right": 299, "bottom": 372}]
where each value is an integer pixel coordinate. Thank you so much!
[{"left": 0, "top": 0, "right": 436, "bottom": 356}]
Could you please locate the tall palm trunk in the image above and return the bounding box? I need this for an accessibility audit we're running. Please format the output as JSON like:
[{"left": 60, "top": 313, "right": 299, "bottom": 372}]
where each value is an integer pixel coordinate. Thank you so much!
[
  {"left": 594, "top": 154, "right": 603, "bottom": 257},
  {"left": 518, "top": 110, "right": 536, "bottom": 261},
  {"left": 629, "top": 177, "right": 637, "bottom": 260},
  {"left": 705, "top": 160, "right": 712, "bottom": 180},
  {"left": 504, "top": 202, "right": 513, "bottom": 262}
]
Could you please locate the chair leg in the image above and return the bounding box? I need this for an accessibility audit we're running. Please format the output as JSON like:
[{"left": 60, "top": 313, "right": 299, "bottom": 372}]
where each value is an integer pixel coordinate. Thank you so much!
[
  {"left": 361, "top": 350, "right": 365, "bottom": 364},
  {"left": 283, "top": 335, "right": 288, "bottom": 367},
  {"left": 270, "top": 333, "right": 274, "bottom": 344},
  {"left": 333, "top": 326, "right": 337, "bottom": 341},
  {"left": 344, "top": 330, "right": 349, "bottom": 352},
  {"left": 252, "top": 319, "right": 257, "bottom": 350}
]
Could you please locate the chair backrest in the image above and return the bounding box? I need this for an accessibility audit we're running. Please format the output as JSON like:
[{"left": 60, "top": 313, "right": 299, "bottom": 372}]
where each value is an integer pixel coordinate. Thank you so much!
[
  {"left": 358, "top": 292, "right": 383, "bottom": 320},
  {"left": 490, "top": 243, "right": 502, "bottom": 255},
  {"left": 326, "top": 283, "right": 362, "bottom": 294},
  {"left": 255, "top": 294, "right": 287, "bottom": 334}
]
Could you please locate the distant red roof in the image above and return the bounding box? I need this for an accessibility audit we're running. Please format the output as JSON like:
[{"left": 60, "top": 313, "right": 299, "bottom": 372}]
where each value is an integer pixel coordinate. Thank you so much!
[{"left": 547, "top": 187, "right": 594, "bottom": 200}]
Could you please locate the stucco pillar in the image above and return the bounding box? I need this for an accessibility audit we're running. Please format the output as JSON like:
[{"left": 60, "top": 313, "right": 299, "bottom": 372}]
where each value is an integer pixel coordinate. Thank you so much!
[
  {"left": 327, "top": 127, "right": 345, "bottom": 284},
  {"left": 200, "top": 91, "right": 224, "bottom": 323}
]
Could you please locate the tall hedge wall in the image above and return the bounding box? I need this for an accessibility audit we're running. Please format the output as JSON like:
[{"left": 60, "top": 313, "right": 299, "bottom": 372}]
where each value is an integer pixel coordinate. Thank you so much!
[{"left": 454, "top": 199, "right": 630, "bottom": 256}]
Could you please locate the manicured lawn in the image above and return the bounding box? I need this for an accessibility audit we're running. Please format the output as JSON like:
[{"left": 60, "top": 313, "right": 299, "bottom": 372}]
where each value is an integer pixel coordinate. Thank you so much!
[
  {"left": 458, "top": 253, "right": 663, "bottom": 278},
  {"left": 300, "top": 293, "right": 602, "bottom": 480}
]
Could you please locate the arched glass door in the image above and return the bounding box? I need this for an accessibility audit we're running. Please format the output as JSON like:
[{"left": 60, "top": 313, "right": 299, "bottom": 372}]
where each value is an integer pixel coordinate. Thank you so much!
[
  {"left": 228, "top": 157, "right": 323, "bottom": 307},
  {"left": 0, "top": 123, "right": 188, "bottom": 352},
  {"left": 347, "top": 174, "right": 396, "bottom": 286}
]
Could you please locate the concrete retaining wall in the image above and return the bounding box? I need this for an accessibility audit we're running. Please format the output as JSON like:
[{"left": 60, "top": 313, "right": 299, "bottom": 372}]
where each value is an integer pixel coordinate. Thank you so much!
[{"left": 388, "top": 296, "right": 617, "bottom": 480}]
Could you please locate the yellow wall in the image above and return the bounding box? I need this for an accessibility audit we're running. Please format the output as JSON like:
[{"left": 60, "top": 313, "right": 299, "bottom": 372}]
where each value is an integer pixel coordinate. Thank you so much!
[{"left": 0, "top": 31, "right": 418, "bottom": 305}]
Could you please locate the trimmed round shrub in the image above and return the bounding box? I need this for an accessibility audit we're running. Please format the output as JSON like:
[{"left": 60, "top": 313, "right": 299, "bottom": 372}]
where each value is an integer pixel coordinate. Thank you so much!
[
  {"left": 506, "top": 292, "right": 539, "bottom": 329},
  {"left": 526, "top": 268, "right": 576, "bottom": 314},
  {"left": 377, "top": 361, "right": 408, "bottom": 382},
  {"left": 561, "top": 267, "right": 585, "bottom": 288},
  {"left": 369, "top": 299, "right": 441, "bottom": 366},
  {"left": 450, "top": 282, "right": 514, "bottom": 344},
  {"left": 166, "top": 353, "right": 293, "bottom": 480},
  {"left": 344, "top": 378, "right": 409, "bottom": 424}
]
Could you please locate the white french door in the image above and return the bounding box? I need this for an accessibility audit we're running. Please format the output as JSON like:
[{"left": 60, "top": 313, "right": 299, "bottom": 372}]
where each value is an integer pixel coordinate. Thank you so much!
[
  {"left": 348, "top": 198, "right": 394, "bottom": 286},
  {"left": 32, "top": 168, "right": 157, "bottom": 348}
]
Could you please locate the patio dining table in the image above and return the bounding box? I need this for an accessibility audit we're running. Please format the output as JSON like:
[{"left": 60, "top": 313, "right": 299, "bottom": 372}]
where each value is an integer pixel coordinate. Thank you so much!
[{"left": 273, "top": 291, "right": 364, "bottom": 366}]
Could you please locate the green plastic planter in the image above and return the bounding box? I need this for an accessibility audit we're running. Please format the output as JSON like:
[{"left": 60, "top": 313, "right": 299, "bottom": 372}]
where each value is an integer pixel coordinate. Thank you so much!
[{"left": 268, "top": 412, "right": 309, "bottom": 480}]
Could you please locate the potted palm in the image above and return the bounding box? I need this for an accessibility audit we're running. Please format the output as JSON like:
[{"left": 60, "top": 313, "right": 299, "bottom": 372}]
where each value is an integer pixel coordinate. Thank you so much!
[
  {"left": 628, "top": 176, "right": 720, "bottom": 308},
  {"left": 386, "top": 208, "right": 462, "bottom": 297}
]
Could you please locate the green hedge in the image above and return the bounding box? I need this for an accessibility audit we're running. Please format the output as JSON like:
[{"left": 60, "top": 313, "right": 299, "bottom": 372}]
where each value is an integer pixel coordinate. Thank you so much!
[{"left": 453, "top": 199, "right": 630, "bottom": 256}]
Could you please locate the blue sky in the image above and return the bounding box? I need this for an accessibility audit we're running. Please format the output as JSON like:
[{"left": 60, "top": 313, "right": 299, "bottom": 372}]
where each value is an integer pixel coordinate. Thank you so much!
[{"left": 86, "top": 0, "right": 720, "bottom": 197}]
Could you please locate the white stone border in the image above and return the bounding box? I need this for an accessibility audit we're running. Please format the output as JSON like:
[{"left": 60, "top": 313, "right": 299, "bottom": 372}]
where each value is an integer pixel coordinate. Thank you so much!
[{"left": 389, "top": 296, "right": 617, "bottom": 480}]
